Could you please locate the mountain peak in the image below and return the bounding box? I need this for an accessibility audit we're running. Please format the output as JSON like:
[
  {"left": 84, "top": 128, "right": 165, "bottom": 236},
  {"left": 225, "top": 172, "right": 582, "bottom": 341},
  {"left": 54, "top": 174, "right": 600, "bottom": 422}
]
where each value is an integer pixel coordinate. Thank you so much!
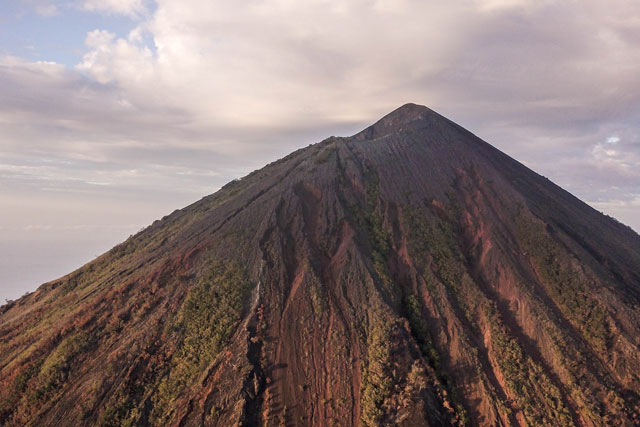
[
  {"left": 385, "top": 102, "right": 430, "bottom": 119},
  {"left": 2, "top": 104, "right": 640, "bottom": 426},
  {"left": 353, "top": 102, "right": 434, "bottom": 140}
]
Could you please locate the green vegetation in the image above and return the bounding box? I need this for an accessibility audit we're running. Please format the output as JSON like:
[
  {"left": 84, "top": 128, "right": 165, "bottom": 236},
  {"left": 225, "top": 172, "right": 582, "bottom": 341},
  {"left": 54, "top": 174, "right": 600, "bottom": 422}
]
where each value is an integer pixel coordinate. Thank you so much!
[
  {"left": 30, "top": 331, "right": 92, "bottom": 402},
  {"left": 355, "top": 183, "right": 473, "bottom": 425},
  {"left": 483, "top": 302, "right": 574, "bottom": 426},
  {"left": 402, "top": 203, "right": 574, "bottom": 426},
  {"left": 314, "top": 141, "right": 338, "bottom": 164},
  {"left": 401, "top": 290, "right": 470, "bottom": 424},
  {"left": 89, "top": 260, "right": 254, "bottom": 426},
  {"left": 356, "top": 174, "right": 396, "bottom": 425},
  {"left": 309, "top": 274, "right": 328, "bottom": 315},
  {"left": 404, "top": 295, "right": 441, "bottom": 374},
  {"left": 401, "top": 206, "right": 475, "bottom": 423},
  {"left": 360, "top": 311, "right": 393, "bottom": 426},
  {"left": 98, "top": 384, "right": 142, "bottom": 427},
  {"left": 515, "top": 209, "right": 609, "bottom": 350},
  {"left": 356, "top": 169, "right": 398, "bottom": 301},
  {"left": 0, "top": 361, "right": 42, "bottom": 420},
  {"left": 150, "top": 260, "right": 252, "bottom": 423},
  {"left": 363, "top": 172, "right": 390, "bottom": 262}
]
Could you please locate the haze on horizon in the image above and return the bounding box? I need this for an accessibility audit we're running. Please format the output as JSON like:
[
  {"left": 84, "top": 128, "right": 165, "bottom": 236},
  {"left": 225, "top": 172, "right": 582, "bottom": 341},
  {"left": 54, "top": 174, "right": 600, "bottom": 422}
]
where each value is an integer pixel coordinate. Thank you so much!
[{"left": 1, "top": 0, "right": 640, "bottom": 302}]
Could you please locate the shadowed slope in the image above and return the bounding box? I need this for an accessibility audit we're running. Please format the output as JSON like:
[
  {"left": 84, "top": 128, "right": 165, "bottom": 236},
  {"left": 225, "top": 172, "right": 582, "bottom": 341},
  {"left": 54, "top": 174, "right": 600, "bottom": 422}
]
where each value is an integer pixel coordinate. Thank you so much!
[{"left": 1, "top": 104, "right": 640, "bottom": 426}]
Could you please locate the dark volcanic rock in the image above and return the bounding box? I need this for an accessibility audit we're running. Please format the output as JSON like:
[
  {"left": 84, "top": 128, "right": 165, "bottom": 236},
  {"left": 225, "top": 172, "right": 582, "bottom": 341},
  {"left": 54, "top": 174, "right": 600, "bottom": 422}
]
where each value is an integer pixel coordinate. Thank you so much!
[{"left": 1, "top": 104, "right": 640, "bottom": 426}]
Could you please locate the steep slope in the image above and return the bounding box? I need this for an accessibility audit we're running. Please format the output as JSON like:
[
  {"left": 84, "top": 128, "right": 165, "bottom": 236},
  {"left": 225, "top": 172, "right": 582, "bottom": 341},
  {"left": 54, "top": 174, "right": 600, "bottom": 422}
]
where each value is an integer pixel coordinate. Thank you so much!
[{"left": 1, "top": 104, "right": 640, "bottom": 426}]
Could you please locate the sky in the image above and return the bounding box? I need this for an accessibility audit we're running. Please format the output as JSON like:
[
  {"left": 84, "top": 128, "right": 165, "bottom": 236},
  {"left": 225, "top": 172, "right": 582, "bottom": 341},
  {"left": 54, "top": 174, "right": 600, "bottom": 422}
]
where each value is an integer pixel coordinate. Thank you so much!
[{"left": 1, "top": 0, "right": 639, "bottom": 302}]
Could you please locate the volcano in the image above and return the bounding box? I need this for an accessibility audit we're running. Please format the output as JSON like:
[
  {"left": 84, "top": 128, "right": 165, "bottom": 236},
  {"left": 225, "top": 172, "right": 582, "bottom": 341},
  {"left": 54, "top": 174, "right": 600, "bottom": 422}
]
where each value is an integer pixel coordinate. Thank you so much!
[{"left": 1, "top": 104, "right": 640, "bottom": 426}]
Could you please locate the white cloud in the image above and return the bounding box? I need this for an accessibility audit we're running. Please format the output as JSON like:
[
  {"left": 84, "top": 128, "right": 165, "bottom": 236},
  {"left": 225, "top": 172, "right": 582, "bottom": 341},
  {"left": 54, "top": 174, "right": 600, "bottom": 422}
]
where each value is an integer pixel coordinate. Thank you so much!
[
  {"left": 590, "top": 196, "right": 640, "bottom": 210},
  {"left": 474, "top": 0, "right": 531, "bottom": 12},
  {"left": 607, "top": 136, "right": 620, "bottom": 144},
  {"left": 75, "top": 0, "right": 472, "bottom": 127},
  {"left": 591, "top": 133, "right": 640, "bottom": 179},
  {"left": 2, "top": 0, "right": 640, "bottom": 232},
  {"left": 78, "top": 30, "right": 154, "bottom": 84},
  {"left": 35, "top": 3, "right": 58, "bottom": 16},
  {"left": 22, "top": 0, "right": 60, "bottom": 16},
  {"left": 68, "top": 0, "right": 640, "bottom": 134},
  {"left": 81, "top": 0, "right": 146, "bottom": 17}
]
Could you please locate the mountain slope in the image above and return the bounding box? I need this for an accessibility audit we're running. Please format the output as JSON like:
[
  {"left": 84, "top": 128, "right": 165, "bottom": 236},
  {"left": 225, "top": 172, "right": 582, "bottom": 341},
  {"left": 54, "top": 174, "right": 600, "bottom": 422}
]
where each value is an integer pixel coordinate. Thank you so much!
[{"left": 1, "top": 103, "right": 640, "bottom": 426}]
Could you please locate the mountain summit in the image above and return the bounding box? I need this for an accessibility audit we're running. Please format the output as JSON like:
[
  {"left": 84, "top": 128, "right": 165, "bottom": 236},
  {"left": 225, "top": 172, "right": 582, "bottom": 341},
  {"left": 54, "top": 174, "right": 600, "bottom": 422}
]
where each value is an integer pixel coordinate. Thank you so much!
[
  {"left": 353, "top": 103, "right": 434, "bottom": 139},
  {"left": 1, "top": 104, "right": 640, "bottom": 426}
]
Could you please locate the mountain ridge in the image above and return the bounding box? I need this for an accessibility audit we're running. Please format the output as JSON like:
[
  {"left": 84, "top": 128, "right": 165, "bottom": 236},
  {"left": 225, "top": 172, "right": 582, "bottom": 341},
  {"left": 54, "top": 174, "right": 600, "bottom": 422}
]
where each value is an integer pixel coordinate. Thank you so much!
[{"left": 1, "top": 104, "right": 639, "bottom": 426}]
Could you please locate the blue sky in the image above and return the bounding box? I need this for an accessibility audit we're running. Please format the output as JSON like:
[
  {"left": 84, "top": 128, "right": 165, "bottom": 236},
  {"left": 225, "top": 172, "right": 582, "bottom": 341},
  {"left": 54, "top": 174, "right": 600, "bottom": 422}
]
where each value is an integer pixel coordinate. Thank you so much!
[
  {"left": 1, "top": 0, "right": 640, "bottom": 302},
  {"left": 0, "top": 2, "right": 142, "bottom": 66}
]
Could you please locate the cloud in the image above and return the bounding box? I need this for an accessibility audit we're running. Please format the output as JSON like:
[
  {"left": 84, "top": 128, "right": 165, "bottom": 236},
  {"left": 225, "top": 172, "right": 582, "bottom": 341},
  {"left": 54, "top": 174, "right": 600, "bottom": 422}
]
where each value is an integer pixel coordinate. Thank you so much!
[
  {"left": 69, "top": 0, "right": 640, "bottom": 132},
  {"left": 35, "top": 3, "right": 58, "bottom": 16},
  {"left": 590, "top": 132, "right": 640, "bottom": 177},
  {"left": 22, "top": 224, "right": 139, "bottom": 231},
  {"left": 22, "top": 0, "right": 60, "bottom": 16},
  {"left": 78, "top": 29, "right": 154, "bottom": 84},
  {"left": 2, "top": 0, "right": 640, "bottom": 232},
  {"left": 81, "top": 0, "right": 146, "bottom": 17}
]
